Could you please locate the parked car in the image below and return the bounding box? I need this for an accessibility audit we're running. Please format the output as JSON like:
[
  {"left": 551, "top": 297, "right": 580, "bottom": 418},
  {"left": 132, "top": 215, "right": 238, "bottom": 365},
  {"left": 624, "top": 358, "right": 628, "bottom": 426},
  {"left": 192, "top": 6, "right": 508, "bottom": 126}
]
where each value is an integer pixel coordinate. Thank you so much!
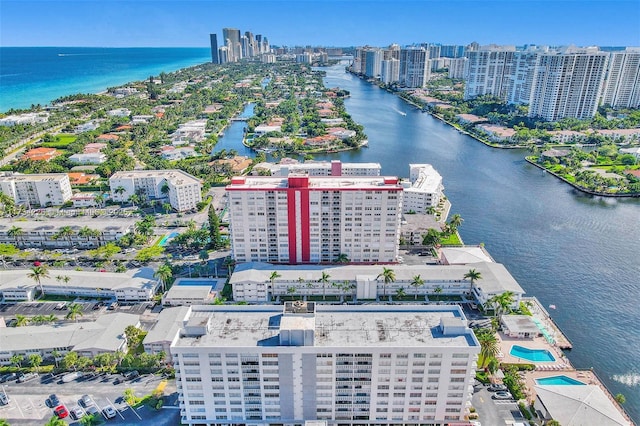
[
  {"left": 491, "top": 391, "right": 513, "bottom": 400},
  {"left": 48, "top": 394, "right": 60, "bottom": 407},
  {"left": 81, "top": 394, "right": 93, "bottom": 407},
  {"left": 0, "top": 392, "right": 9, "bottom": 405},
  {"left": 103, "top": 405, "right": 117, "bottom": 419},
  {"left": 54, "top": 405, "right": 69, "bottom": 418},
  {"left": 86, "top": 405, "right": 100, "bottom": 417},
  {"left": 487, "top": 384, "right": 508, "bottom": 392},
  {"left": 17, "top": 372, "right": 38, "bottom": 383},
  {"left": 70, "top": 406, "right": 84, "bottom": 420},
  {"left": 0, "top": 373, "right": 18, "bottom": 383},
  {"left": 123, "top": 370, "right": 139, "bottom": 381}
]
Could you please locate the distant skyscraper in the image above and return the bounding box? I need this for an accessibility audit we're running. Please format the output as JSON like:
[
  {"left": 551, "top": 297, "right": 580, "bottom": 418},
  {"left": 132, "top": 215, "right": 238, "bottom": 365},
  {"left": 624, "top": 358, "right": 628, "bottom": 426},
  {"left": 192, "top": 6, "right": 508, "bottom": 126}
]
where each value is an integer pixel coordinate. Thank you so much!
[
  {"left": 223, "top": 27, "right": 242, "bottom": 62},
  {"left": 601, "top": 48, "right": 640, "bottom": 109},
  {"left": 529, "top": 49, "right": 609, "bottom": 121},
  {"left": 364, "top": 48, "right": 382, "bottom": 78},
  {"left": 209, "top": 34, "right": 219, "bottom": 64},
  {"left": 440, "top": 44, "right": 466, "bottom": 58},
  {"left": 399, "top": 47, "right": 430, "bottom": 88},
  {"left": 449, "top": 57, "right": 467, "bottom": 79},
  {"left": 381, "top": 58, "right": 400, "bottom": 84}
]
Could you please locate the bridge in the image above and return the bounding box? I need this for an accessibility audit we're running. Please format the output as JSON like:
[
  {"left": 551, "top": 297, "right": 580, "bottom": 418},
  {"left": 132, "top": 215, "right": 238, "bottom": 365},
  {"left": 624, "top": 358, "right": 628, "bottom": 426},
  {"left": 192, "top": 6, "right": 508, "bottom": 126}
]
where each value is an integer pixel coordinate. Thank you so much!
[{"left": 229, "top": 117, "right": 249, "bottom": 122}]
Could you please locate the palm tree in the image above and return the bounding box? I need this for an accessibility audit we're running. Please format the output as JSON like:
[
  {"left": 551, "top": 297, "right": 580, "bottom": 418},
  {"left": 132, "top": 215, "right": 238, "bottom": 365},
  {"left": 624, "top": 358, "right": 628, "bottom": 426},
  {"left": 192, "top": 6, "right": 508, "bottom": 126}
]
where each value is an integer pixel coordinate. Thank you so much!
[
  {"left": 45, "top": 416, "right": 66, "bottom": 426},
  {"left": 28, "top": 353, "right": 42, "bottom": 372},
  {"left": 318, "top": 272, "right": 330, "bottom": 300},
  {"left": 154, "top": 263, "right": 173, "bottom": 292},
  {"left": 53, "top": 226, "right": 75, "bottom": 247},
  {"left": 51, "top": 350, "right": 61, "bottom": 367},
  {"left": 464, "top": 268, "right": 482, "bottom": 295},
  {"left": 422, "top": 228, "right": 441, "bottom": 247},
  {"left": 269, "top": 271, "right": 281, "bottom": 289},
  {"left": 114, "top": 186, "right": 126, "bottom": 206},
  {"left": 8, "top": 225, "right": 24, "bottom": 247},
  {"left": 129, "top": 193, "right": 141, "bottom": 208},
  {"left": 78, "top": 226, "right": 101, "bottom": 242},
  {"left": 28, "top": 264, "right": 50, "bottom": 296},
  {"left": 10, "top": 354, "right": 24, "bottom": 368},
  {"left": 15, "top": 314, "right": 29, "bottom": 327},
  {"left": 335, "top": 253, "right": 350, "bottom": 264},
  {"left": 286, "top": 286, "right": 297, "bottom": 298},
  {"left": 489, "top": 291, "right": 515, "bottom": 316},
  {"left": 410, "top": 274, "right": 424, "bottom": 300},
  {"left": 376, "top": 267, "right": 396, "bottom": 300},
  {"left": 395, "top": 287, "right": 406, "bottom": 300},
  {"left": 475, "top": 329, "right": 500, "bottom": 368},
  {"left": 449, "top": 213, "right": 464, "bottom": 231},
  {"left": 65, "top": 303, "right": 84, "bottom": 322},
  {"left": 55, "top": 274, "right": 71, "bottom": 291}
]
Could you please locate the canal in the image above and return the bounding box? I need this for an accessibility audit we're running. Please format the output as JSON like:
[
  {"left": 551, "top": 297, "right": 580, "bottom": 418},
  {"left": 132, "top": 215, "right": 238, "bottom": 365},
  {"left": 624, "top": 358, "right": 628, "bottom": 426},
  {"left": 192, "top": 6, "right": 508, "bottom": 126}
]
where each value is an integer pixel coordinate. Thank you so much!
[{"left": 215, "top": 63, "right": 640, "bottom": 421}]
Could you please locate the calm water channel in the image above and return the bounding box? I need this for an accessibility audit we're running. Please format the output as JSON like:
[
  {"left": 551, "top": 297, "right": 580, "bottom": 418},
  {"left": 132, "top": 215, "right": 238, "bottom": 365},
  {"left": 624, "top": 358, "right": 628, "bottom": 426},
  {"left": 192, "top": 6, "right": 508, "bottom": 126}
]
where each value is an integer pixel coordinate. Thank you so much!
[{"left": 216, "top": 63, "right": 640, "bottom": 421}]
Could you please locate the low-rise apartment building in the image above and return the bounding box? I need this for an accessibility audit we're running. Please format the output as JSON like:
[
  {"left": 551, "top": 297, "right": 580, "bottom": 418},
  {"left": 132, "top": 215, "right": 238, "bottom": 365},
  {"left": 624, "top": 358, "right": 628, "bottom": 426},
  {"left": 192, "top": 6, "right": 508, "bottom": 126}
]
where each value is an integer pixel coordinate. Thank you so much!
[
  {"left": 0, "top": 172, "right": 72, "bottom": 207},
  {"left": 229, "top": 261, "right": 524, "bottom": 308},
  {"left": 402, "top": 164, "right": 444, "bottom": 213},
  {"left": 109, "top": 169, "right": 202, "bottom": 212},
  {"left": 172, "top": 303, "right": 479, "bottom": 425}
]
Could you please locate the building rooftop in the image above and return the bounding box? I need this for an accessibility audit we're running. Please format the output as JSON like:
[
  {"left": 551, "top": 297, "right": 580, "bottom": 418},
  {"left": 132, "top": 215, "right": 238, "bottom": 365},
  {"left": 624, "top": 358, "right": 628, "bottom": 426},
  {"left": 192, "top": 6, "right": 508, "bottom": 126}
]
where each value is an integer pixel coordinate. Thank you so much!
[
  {"left": 227, "top": 175, "right": 400, "bottom": 190},
  {"left": 534, "top": 385, "right": 630, "bottom": 426},
  {"left": 0, "top": 216, "right": 136, "bottom": 233},
  {"left": 440, "top": 246, "right": 494, "bottom": 264},
  {"left": 0, "top": 267, "right": 157, "bottom": 292},
  {"left": 175, "top": 305, "right": 478, "bottom": 348},
  {"left": 0, "top": 313, "right": 139, "bottom": 353},
  {"left": 109, "top": 169, "right": 201, "bottom": 187},
  {"left": 144, "top": 306, "right": 191, "bottom": 345},
  {"left": 0, "top": 172, "right": 68, "bottom": 183},
  {"left": 230, "top": 261, "right": 524, "bottom": 295},
  {"left": 501, "top": 315, "right": 539, "bottom": 335}
]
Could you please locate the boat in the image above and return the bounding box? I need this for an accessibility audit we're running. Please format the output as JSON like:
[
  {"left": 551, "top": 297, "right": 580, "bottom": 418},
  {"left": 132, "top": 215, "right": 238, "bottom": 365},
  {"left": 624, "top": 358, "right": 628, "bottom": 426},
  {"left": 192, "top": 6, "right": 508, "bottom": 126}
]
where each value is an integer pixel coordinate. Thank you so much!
[{"left": 360, "top": 140, "right": 369, "bottom": 147}]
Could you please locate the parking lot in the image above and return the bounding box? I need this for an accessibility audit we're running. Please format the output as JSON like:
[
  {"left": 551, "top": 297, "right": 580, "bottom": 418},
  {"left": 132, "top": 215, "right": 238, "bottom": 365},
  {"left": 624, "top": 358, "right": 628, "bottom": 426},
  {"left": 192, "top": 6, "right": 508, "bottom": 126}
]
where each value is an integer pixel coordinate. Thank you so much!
[
  {"left": 472, "top": 384, "right": 526, "bottom": 425},
  {"left": 0, "top": 301, "right": 151, "bottom": 323},
  {"left": 0, "top": 373, "right": 179, "bottom": 425}
]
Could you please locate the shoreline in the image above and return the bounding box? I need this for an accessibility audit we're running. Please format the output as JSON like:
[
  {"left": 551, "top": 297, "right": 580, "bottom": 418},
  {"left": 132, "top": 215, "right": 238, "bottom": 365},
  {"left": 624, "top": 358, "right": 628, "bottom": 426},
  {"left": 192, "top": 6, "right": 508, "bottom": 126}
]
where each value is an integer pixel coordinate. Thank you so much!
[{"left": 350, "top": 72, "right": 640, "bottom": 199}]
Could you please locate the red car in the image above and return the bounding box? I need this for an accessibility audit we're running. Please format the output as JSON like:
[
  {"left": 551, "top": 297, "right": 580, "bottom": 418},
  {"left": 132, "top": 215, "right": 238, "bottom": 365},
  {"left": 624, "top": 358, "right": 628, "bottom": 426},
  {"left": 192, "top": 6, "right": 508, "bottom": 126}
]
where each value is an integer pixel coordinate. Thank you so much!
[{"left": 54, "top": 405, "right": 69, "bottom": 418}]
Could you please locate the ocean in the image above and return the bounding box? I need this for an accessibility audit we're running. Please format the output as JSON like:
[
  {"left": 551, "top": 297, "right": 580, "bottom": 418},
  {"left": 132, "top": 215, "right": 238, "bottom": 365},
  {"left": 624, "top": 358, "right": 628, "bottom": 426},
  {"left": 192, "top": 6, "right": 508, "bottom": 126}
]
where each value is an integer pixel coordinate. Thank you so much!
[{"left": 0, "top": 47, "right": 210, "bottom": 111}]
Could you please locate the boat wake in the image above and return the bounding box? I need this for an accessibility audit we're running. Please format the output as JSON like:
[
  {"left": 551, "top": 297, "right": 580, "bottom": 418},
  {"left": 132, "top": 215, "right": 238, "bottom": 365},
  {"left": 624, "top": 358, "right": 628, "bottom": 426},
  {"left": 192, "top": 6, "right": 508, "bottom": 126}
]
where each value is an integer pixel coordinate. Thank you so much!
[
  {"left": 612, "top": 373, "right": 640, "bottom": 386},
  {"left": 393, "top": 108, "right": 407, "bottom": 116}
]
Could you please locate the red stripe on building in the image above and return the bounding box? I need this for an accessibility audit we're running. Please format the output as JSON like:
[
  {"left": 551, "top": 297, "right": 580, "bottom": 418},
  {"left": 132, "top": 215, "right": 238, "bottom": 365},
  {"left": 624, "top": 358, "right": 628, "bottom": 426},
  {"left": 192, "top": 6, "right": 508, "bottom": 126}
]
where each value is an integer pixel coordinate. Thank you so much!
[
  {"left": 287, "top": 189, "right": 297, "bottom": 263},
  {"left": 300, "top": 188, "right": 310, "bottom": 262}
]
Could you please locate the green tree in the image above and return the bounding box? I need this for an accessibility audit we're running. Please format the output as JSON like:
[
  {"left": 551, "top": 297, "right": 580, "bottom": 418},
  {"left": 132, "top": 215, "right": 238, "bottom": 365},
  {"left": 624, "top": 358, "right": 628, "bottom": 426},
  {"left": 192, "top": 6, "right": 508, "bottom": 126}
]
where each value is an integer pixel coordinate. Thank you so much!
[
  {"left": 475, "top": 328, "right": 500, "bottom": 368},
  {"left": 615, "top": 393, "right": 626, "bottom": 404},
  {"left": 422, "top": 228, "right": 441, "bottom": 247},
  {"left": 53, "top": 226, "right": 75, "bottom": 246},
  {"left": 395, "top": 287, "right": 406, "bottom": 300},
  {"left": 154, "top": 263, "right": 173, "bottom": 292},
  {"left": 376, "top": 267, "right": 396, "bottom": 299},
  {"left": 28, "top": 264, "right": 50, "bottom": 296},
  {"left": 80, "top": 413, "right": 101, "bottom": 426},
  {"left": 135, "top": 246, "right": 164, "bottom": 263},
  {"left": 15, "top": 314, "right": 29, "bottom": 327},
  {"left": 464, "top": 268, "right": 482, "bottom": 295},
  {"left": 10, "top": 354, "right": 24, "bottom": 368},
  {"left": 0, "top": 419, "right": 10, "bottom": 426},
  {"left": 65, "top": 303, "right": 84, "bottom": 322},
  {"left": 448, "top": 213, "right": 464, "bottom": 231},
  {"left": 28, "top": 353, "right": 42, "bottom": 372},
  {"left": 45, "top": 416, "right": 67, "bottom": 426},
  {"left": 8, "top": 226, "right": 25, "bottom": 247},
  {"left": 63, "top": 351, "right": 79, "bottom": 371},
  {"left": 335, "top": 253, "right": 349, "bottom": 263},
  {"left": 269, "top": 271, "right": 281, "bottom": 291},
  {"left": 114, "top": 186, "right": 126, "bottom": 206},
  {"left": 318, "top": 272, "right": 330, "bottom": 300},
  {"left": 410, "top": 275, "right": 424, "bottom": 300},
  {"left": 208, "top": 207, "right": 222, "bottom": 249},
  {"left": 489, "top": 291, "right": 515, "bottom": 316}
]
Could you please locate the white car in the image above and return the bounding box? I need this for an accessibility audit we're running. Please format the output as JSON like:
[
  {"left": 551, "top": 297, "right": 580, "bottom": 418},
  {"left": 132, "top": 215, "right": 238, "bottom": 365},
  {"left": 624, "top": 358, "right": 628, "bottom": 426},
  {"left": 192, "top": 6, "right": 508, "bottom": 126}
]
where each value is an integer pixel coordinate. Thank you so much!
[
  {"left": 70, "top": 406, "right": 84, "bottom": 419},
  {"left": 103, "top": 405, "right": 117, "bottom": 419}
]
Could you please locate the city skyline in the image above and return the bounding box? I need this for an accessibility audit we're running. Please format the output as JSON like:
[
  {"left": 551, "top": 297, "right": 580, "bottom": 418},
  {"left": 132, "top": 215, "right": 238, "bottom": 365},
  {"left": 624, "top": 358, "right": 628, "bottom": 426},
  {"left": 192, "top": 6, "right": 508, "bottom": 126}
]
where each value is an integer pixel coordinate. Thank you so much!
[{"left": 1, "top": 0, "right": 639, "bottom": 48}]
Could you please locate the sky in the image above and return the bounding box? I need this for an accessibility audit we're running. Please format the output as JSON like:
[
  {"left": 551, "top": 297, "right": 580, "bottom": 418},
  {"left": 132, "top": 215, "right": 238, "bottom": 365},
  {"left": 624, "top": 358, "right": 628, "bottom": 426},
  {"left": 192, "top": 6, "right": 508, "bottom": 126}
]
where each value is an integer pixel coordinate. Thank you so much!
[{"left": 1, "top": 0, "right": 639, "bottom": 48}]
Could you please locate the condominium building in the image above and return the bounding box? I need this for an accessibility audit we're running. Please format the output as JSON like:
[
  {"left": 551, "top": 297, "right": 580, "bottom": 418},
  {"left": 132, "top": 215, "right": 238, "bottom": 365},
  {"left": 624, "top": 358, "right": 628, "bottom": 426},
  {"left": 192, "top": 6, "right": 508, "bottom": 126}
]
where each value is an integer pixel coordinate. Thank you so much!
[
  {"left": 253, "top": 160, "right": 381, "bottom": 177},
  {"left": 229, "top": 260, "right": 525, "bottom": 308},
  {"left": 172, "top": 303, "right": 480, "bottom": 426},
  {"left": 399, "top": 48, "right": 430, "bottom": 88},
  {"left": 601, "top": 48, "right": 640, "bottom": 109},
  {"left": 381, "top": 58, "right": 400, "bottom": 84},
  {"left": 529, "top": 49, "right": 609, "bottom": 121},
  {"left": 226, "top": 174, "right": 403, "bottom": 264},
  {"left": 402, "top": 164, "right": 444, "bottom": 214},
  {"left": 0, "top": 172, "right": 72, "bottom": 207},
  {"left": 109, "top": 169, "right": 202, "bottom": 212},
  {"left": 364, "top": 49, "right": 382, "bottom": 79},
  {"left": 448, "top": 57, "right": 467, "bottom": 79}
]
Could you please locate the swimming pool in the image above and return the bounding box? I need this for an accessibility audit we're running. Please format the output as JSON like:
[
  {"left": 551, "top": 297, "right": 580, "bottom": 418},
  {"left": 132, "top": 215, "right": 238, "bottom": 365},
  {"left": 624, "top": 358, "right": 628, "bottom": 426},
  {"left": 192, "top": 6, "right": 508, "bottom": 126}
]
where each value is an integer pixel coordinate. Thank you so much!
[
  {"left": 510, "top": 345, "right": 556, "bottom": 362},
  {"left": 158, "top": 231, "right": 180, "bottom": 247},
  {"left": 176, "top": 279, "right": 216, "bottom": 286},
  {"left": 536, "top": 375, "right": 586, "bottom": 386}
]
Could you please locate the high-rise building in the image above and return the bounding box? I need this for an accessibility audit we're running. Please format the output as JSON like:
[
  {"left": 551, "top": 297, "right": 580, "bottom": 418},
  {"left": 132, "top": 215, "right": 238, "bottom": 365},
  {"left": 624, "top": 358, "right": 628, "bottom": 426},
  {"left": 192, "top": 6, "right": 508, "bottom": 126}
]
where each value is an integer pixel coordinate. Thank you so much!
[
  {"left": 399, "top": 47, "right": 430, "bottom": 88},
  {"left": 173, "top": 303, "right": 480, "bottom": 426},
  {"left": 601, "top": 48, "right": 640, "bottom": 109},
  {"left": 381, "top": 58, "right": 400, "bottom": 84},
  {"left": 223, "top": 27, "right": 242, "bottom": 62},
  {"left": 440, "top": 44, "right": 466, "bottom": 58},
  {"left": 209, "top": 34, "right": 219, "bottom": 64},
  {"left": 364, "top": 48, "right": 382, "bottom": 79},
  {"left": 109, "top": 170, "right": 202, "bottom": 212},
  {"left": 448, "top": 57, "right": 467, "bottom": 79},
  {"left": 0, "top": 173, "right": 72, "bottom": 207},
  {"left": 529, "top": 49, "right": 609, "bottom": 121},
  {"left": 227, "top": 174, "right": 403, "bottom": 264}
]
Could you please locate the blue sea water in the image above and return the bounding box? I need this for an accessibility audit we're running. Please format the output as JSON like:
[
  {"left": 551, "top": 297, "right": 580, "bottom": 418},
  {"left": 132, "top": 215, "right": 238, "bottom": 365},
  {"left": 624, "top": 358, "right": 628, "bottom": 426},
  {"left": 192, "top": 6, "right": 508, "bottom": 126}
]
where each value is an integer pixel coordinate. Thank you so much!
[{"left": 0, "top": 47, "right": 210, "bottom": 111}]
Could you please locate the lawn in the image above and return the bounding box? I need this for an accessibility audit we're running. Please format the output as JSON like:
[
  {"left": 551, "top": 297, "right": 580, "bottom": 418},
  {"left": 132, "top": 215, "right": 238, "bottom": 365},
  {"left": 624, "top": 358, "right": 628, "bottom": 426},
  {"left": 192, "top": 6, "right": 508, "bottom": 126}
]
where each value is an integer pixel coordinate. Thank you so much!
[
  {"left": 440, "top": 232, "right": 462, "bottom": 245},
  {"left": 41, "top": 134, "right": 77, "bottom": 148}
]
